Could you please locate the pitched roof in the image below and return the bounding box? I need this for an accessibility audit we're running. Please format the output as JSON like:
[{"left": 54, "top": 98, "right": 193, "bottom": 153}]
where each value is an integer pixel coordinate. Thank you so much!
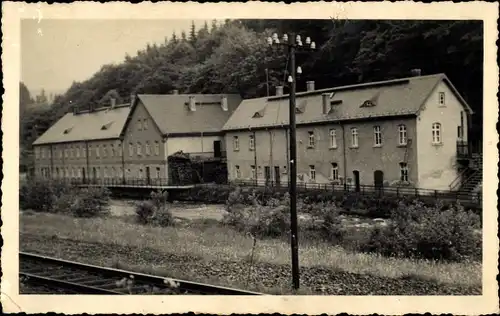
[
  {"left": 137, "top": 94, "right": 242, "bottom": 135},
  {"left": 222, "top": 73, "right": 472, "bottom": 131},
  {"left": 33, "top": 105, "right": 131, "bottom": 145}
]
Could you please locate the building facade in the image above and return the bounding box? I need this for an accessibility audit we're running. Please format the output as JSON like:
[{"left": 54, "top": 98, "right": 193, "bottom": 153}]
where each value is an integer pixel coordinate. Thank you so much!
[
  {"left": 222, "top": 73, "right": 474, "bottom": 191},
  {"left": 32, "top": 92, "right": 242, "bottom": 186}
]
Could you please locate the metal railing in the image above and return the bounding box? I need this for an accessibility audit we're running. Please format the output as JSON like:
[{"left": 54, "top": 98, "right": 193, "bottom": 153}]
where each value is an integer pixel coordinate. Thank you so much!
[{"left": 228, "top": 179, "right": 482, "bottom": 205}]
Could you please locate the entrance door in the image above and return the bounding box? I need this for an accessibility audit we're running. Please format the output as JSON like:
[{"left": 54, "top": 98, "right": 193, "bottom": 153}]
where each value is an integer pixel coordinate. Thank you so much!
[
  {"left": 213, "top": 140, "right": 222, "bottom": 158},
  {"left": 353, "top": 170, "right": 360, "bottom": 192},
  {"left": 146, "top": 166, "right": 151, "bottom": 185},
  {"left": 264, "top": 166, "right": 271, "bottom": 186},
  {"left": 374, "top": 170, "right": 384, "bottom": 189},
  {"left": 274, "top": 166, "right": 281, "bottom": 187}
]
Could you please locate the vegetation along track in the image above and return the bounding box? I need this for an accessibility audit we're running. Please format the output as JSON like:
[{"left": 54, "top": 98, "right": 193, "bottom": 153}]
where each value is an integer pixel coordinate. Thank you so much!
[{"left": 20, "top": 252, "right": 263, "bottom": 295}]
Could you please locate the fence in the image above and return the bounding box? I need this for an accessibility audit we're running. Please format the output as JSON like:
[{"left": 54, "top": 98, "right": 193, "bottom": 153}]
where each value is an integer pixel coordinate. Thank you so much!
[
  {"left": 35, "top": 177, "right": 194, "bottom": 187},
  {"left": 228, "top": 179, "right": 482, "bottom": 206}
]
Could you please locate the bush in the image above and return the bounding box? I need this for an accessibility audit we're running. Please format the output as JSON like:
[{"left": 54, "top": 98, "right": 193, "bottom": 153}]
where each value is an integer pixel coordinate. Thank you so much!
[
  {"left": 19, "top": 180, "right": 74, "bottom": 212},
  {"left": 135, "top": 190, "right": 174, "bottom": 227},
  {"left": 362, "top": 201, "right": 481, "bottom": 261},
  {"left": 70, "top": 186, "right": 111, "bottom": 218}
]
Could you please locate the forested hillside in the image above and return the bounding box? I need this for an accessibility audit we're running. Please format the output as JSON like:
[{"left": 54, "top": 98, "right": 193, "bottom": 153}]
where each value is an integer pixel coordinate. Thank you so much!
[{"left": 20, "top": 19, "right": 483, "bottom": 171}]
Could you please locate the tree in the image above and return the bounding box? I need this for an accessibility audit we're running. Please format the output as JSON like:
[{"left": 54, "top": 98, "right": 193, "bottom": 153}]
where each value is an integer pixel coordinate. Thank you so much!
[{"left": 19, "top": 82, "right": 33, "bottom": 115}]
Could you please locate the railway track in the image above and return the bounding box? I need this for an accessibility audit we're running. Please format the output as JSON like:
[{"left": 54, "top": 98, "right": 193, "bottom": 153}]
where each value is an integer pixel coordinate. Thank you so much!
[{"left": 19, "top": 252, "right": 264, "bottom": 295}]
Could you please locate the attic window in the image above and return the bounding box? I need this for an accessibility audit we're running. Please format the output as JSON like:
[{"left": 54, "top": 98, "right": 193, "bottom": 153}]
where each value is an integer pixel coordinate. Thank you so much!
[
  {"left": 361, "top": 100, "right": 376, "bottom": 108},
  {"left": 101, "top": 121, "right": 114, "bottom": 130},
  {"left": 63, "top": 127, "right": 73, "bottom": 134},
  {"left": 252, "top": 108, "right": 266, "bottom": 118}
]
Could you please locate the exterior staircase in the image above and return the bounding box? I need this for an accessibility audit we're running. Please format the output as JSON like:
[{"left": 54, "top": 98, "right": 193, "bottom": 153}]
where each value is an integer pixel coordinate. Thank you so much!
[{"left": 458, "top": 152, "right": 482, "bottom": 193}]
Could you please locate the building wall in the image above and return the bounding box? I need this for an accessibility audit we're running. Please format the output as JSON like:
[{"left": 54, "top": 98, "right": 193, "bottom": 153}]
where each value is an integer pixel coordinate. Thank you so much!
[
  {"left": 122, "top": 101, "right": 167, "bottom": 181},
  {"left": 225, "top": 117, "right": 419, "bottom": 188},
  {"left": 33, "top": 144, "right": 52, "bottom": 178},
  {"left": 416, "top": 80, "right": 467, "bottom": 190},
  {"left": 167, "top": 135, "right": 224, "bottom": 157}
]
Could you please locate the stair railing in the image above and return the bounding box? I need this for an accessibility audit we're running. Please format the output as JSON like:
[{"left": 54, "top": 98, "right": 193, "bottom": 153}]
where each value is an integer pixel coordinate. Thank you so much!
[
  {"left": 449, "top": 168, "right": 471, "bottom": 191},
  {"left": 459, "top": 169, "right": 481, "bottom": 192}
]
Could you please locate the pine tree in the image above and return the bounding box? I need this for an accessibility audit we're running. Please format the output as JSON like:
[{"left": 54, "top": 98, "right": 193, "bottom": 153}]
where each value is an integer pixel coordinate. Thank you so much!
[{"left": 189, "top": 20, "right": 197, "bottom": 44}]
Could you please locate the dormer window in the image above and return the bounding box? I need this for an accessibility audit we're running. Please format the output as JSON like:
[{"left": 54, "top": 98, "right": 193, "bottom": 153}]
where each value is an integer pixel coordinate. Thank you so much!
[
  {"left": 101, "top": 121, "right": 114, "bottom": 130},
  {"left": 63, "top": 127, "right": 73, "bottom": 134},
  {"left": 361, "top": 100, "right": 375, "bottom": 108}
]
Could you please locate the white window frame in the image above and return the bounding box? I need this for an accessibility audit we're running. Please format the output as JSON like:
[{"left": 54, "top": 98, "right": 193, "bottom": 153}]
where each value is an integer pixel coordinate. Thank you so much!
[
  {"left": 249, "top": 135, "right": 255, "bottom": 151},
  {"left": 251, "top": 165, "right": 256, "bottom": 179},
  {"left": 110, "top": 145, "right": 115, "bottom": 157},
  {"left": 329, "top": 129, "right": 337, "bottom": 148},
  {"left": 309, "top": 165, "right": 316, "bottom": 182},
  {"left": 88, "top": 146, "right": 92, "bottom": 157},
  {"left": 118, "top": 144, "right": 122, "bottom": 156},
  {"left": 143, "top": 119, "right": 148, "bottom": 130},
  {"left": 400, "top": 163, "right": 409, "bottom": 182},
  {"left": 308, "top": 131, "right": 315, "bottom": 148},
  {"left": 145, "top": 142, "right": 151, "bottom": 156},
  {"left": 438, "top": 92, "right": 445, "bottom": 106},
  {"left": 351, "top": 128, "right": 358, "bottom": 147},
  {"left": 233, "top": 136, "right": 239, "bottom": 151},
  {"left": 331, "top": 163, "right": 339, "bottom": 181},
  {"left": 432, "top": 122, "right": 442, "bottom": 144},
  {"left": 76, "top": 146, "right": 80, "bottom": 158},
  {"left": 156, "top": 167, "right": 161, "bottom": 179},
  {"left": 398, "top": 124, "right": 407, "bottom": 145},
  {"left": 154, "top": 141, "right": 160, "bottom": 155},
  {"left": 374, "top": 125, "right": 382, "bottom": 146},
  {"left": 96, "top": 145, "right": 100, "bottom": 157},
  {"left": 137, "top": 119, "right": 143, "bottom": 131},
  {"left": 137, "top": 142, "right": 142, "bottom": 156},
  {"left": 129, "top": 143, "right": 134, "bottom": 157},
  {"left": 103, "top": 145, "right": 107, "bottom": 157},
  {"left": 235, "top": 165, "right": 241, "bottom": 179}
]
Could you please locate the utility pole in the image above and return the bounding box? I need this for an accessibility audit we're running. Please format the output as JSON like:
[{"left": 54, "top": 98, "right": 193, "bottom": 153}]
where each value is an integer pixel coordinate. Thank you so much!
[{"left": 267, "top": 33, "right": 316, "bottom": 290}]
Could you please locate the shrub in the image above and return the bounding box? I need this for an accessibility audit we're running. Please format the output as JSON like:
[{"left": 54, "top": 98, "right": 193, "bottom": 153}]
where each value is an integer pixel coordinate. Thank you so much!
[
  {"left": 135, "top": 190, "right": 174, "bottom": 227},
  {"left": 70, "top": 186, "right": 111, "bottom": 218},
  {"left": 19, "top": 180, "right": 74, "bottom": 212},
  {"left": 362, "top": 201, "right": 481, "bottom": 261}
]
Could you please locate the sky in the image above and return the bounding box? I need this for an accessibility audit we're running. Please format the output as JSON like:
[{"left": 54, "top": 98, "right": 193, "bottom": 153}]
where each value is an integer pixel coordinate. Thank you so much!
[{"left": 21, "top": 19, "right": 208, "bottom": 95}]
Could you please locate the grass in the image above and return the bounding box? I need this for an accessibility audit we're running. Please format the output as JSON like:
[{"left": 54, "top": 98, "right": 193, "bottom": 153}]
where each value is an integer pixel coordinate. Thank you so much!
[{"left": 20, "top": 211, "right": 481, "bottom": 289}]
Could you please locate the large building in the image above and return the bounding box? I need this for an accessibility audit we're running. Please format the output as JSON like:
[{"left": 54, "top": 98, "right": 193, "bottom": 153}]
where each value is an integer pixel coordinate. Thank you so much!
[
  {"left": 222, "top": 73, "right": 478, "bottom": 191},
  {"left": 32, "top": 92, "right": 242, "bottom": 185}
]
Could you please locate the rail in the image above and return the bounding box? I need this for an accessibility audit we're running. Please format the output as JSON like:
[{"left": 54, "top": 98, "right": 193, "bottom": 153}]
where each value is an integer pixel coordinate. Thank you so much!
[
  {"left": 449, "top": 168, "right": 472, "bottom": 191},
  {"left": 20, "top": 252, "right": 264, "bottom": 295}
]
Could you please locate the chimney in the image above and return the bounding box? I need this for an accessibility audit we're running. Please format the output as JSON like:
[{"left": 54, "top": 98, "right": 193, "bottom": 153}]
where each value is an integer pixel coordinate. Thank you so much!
[
  {"left": 172, "top": 89, "right": 179, "bottom": 95},
  {"left": 275, "top": 86, "right": 284, "bottom": 96},
  {"left": 306, "top": 81, "right": 315, "bottom": 92},
  {"left": 188, "top": 96, "right": 196, "bottom": 111},
  {"left": 322, "top": 93, "right": 330, "bottom": 114},
  {"left": 411, "top": 68, "right": 422, "bottom": 77},
  {"left": 221, "top": 95, "right": 228, "bottom": 111},
  {"left": 130, "top": 94, "right": 136, "bottom": 106},
  {"left": 110, "top": 97, "right": 116, "bottom": 108}
]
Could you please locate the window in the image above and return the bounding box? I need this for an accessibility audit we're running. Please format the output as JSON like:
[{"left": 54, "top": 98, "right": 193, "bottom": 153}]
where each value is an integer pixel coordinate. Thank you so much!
[
  {"left": 398, "top": 125, "right": 407, "bottom": 145},
  {"left": 76, "top": 146, "right": 80, "bottom": 158},
  {"left": 137, "top": 119, "right": 143, "bottom": 131},
  {"left": 309, "top": 165, "right": 316, "bottom": 181},
  {"left": 129, "top": 143, "right": 134, "bottom": 157},
  {"left": 235, "top": 165, "right": 241, "bottom": 179},
  {"left": 399, "top": 163, "right": 409, "bottom": 182},
  {"left": 145, "top": 142, "right": 151, "bottom": 155},
  {"left": 438, "top": 92, "right": 445, "bottom": 106},
  {"left": 233, "top": 136, "right": 239, "bottom": 151},
  {"left": 432, "top": 123, "right": 442, "bottom": 144},
  {"left": 156, "top": 167, "right": 161, "bottom": 179},
  {"left": 103, "top": 145, "right": 107, "bottom": 157},
  {"left": 118, "top": 144, "right": 122, "bottom": 156},
  {"left": 48, "top": 149, "right": 51, "bottom": 158},
  {"left": 103, "top": 167, "right": 108, "bottom": 178},
  {"left": 143, "top": 119, "right": 148, "bottom": 130},
  {"left": 283, "top": 166, "right": 287, "bottom": 174},
  {"left": 351, "top": 128, "right": 359, "bottom": 147},
  {"left": 329, "top": 129, "right": 337, "bottom": 148},
  {"left": 251, "top": 165, "right": 256, "bottom": 179},
  {"left": 249, "top": 135, "right": 255, "bottom": 151},
  {"left": 64, "top": 148, "right": 68, "bottom": 158},
  {"left": 137, "top": 142, "right": 142, "bottom": 155},
  {"left": 139, "top": 168, "right": 144, "bottom": 178},
  {"left": 96, "top": 168, "right": 100, "bottom": 178},
  {"left": 88, "top": 145, "right": 92, "bottom": 157},
  {"left": 96, "top": 145, "right": 100, "bottom": 157},
  {"left": 154, "top": 141, "right": 160, "bottom": 156},
  {"left": 110, "top": 145, "right": 115, "bottom": 157},
  {"left": 41, "top": 149, "right": 45, "bottom": 159},
  {"left": 374, "top": 126, "right": 382, "bottom": 146},
  {"left": 111, "top": 167, "right": 115, "bottom": 178},
  {"left": 308, "top": 131, "right": 315, "bottom": 148},
  {"left": 331, "top": 163, "right": 339, "bottom": 181},
  {"left": 457, "top": 126, "right": 463, "bottom": 139}
]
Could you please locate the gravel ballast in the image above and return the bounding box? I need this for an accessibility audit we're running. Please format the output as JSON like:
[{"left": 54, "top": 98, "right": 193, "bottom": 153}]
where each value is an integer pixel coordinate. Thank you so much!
[{"left": 20, "top": 233, "right": 481, "bottom": 295}]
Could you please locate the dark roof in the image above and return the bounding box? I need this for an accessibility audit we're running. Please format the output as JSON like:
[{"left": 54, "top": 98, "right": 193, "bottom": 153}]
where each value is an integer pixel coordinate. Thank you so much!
[
  {"left": 137, "top": 94, "right": 242, "bottom": 135},
  {"left": 33, "top": 104, "right": 131, "bottom": 145},
  {"left": 222, "top": 73, "right": 473, "bottom": 131}
]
